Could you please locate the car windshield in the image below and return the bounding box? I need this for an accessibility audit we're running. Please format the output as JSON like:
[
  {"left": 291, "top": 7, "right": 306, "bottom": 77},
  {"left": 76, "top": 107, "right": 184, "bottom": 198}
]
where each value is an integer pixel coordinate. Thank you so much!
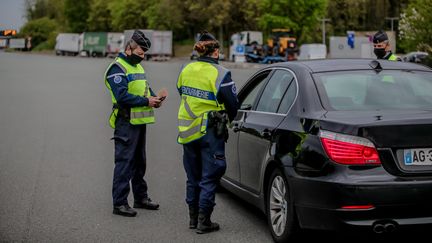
[{"left": 313, "top": 70, "right": 432, "bottom": 111}]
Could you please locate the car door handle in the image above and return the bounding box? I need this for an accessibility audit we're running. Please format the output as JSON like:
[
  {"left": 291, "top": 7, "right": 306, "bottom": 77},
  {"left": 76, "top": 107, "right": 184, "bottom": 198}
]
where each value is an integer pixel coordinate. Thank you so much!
[{"left": 260, "top": 129, "right": 272, "bottom": 138}]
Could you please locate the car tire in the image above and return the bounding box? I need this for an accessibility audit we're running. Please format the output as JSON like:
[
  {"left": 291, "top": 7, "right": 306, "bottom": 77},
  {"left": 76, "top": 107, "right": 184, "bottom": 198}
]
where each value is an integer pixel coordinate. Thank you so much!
[{"left": 266, "top": 168, "right": 297, "bottom": 242}]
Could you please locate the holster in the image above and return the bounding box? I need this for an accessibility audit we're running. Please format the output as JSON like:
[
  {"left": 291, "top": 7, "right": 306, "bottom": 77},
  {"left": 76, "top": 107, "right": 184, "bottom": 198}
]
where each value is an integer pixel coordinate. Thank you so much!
[
  {"left": 208, "top": 111, "right": 229, "bottom": 141},
  {"left": 113, "top": 104, "right": 130, "bottom": 120}
]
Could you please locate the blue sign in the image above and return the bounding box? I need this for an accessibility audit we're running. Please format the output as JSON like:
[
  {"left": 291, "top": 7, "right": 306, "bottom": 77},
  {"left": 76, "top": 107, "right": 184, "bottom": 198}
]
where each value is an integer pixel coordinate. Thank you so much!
[
  {"left": 347, "top": 31, "right": 355, "bottom": 49},
  {"left": 236, "top": 45, "right": 245, "bottom": 54}
]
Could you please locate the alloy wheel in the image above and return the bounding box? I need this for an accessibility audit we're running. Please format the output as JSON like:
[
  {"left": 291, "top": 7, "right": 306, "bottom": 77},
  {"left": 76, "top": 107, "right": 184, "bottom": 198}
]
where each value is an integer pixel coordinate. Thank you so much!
[{"left": 269, "top": 175, "right": 288, "bottom": 236}]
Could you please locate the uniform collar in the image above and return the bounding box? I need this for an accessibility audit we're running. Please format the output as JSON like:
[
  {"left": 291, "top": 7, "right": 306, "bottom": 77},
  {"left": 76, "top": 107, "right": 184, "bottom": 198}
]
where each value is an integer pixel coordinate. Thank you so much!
[
  {"left": 383, "top": 51, "right": 393, "bottom": 60},
  {"left": 197, "top": 56, "right": 219, "bottom": 65},
  {"left": 118, "top": 52, "right": 134, "bottom": 65}
]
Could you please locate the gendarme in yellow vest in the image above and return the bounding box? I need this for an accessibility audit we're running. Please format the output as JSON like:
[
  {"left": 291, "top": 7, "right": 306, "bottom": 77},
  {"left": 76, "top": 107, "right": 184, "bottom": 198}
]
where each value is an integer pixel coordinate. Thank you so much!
[
  {"left": 105, "top": 57, "right": 155, "bottom": 128},
  {"left": 177, "top": 61, "right": 228, "bottom": 144}
]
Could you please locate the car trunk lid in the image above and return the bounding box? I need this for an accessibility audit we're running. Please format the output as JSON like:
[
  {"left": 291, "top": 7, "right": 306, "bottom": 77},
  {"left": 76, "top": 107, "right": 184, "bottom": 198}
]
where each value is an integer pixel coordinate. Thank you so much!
[{"left": 320, "top": 110, "right": 432, "bottom": 176}]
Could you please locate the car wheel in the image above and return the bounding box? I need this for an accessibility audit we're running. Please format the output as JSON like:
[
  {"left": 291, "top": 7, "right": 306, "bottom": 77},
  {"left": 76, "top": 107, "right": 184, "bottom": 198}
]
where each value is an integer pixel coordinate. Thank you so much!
[{"left": 267, "top": 169, "right": 297, "bottom": 242}]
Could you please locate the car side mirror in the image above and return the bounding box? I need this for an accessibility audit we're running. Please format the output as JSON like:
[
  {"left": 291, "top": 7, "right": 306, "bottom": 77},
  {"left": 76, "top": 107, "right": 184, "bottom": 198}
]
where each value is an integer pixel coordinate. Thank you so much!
[{"left": 241, "top": 104, "right": 252, "bottom": 110}]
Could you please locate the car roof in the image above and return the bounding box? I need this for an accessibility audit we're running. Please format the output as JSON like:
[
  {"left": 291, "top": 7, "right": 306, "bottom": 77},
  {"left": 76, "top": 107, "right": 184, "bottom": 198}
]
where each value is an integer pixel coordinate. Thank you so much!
[{"left": 269, "top": 58, "right": 432, "bottom": 73}]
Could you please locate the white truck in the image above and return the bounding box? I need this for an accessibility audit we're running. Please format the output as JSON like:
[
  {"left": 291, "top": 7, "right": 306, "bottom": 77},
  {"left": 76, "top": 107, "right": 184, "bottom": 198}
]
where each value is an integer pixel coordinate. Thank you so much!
[
  {"left": 55, "top": 33, "right": 80, "bottom": 56},
  {"left": 0, "top": 39, "right": 7, "bottom": 48},
  {"left": 8, "top": 38, "right": 26, "bottom": 49},
  {"left": 107, "top": 32, "right": 124, "bottom": 57},
  {"left": 297, "top": 44, "right": 327, "bottom": 60},
  {"left": 229, "top": 31, "right": 263, "bottom": 62},
  {"left": 123, "top": 29, "right": 173, "bottom": 61}
]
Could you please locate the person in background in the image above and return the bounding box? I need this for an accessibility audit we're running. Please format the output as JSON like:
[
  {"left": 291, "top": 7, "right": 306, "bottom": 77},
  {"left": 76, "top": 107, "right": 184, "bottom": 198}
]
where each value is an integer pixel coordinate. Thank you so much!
[{"left": 373, "top": 30, "right": 401, "bottom": 61}]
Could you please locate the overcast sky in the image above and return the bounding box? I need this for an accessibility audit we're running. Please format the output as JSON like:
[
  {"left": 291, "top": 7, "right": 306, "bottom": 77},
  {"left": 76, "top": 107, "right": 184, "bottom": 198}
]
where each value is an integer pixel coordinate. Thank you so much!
[{"left": 0, "top": 0, "right": 26, "bottom": 31}]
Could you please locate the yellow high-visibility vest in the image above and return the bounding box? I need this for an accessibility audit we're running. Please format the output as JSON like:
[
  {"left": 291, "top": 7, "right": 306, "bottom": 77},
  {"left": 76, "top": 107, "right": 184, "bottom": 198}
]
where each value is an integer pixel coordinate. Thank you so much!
[
  {"left": 177, "top": 61, "right": 228, "bottom": 144},
  {"left": 388, "top": 54, "right": 399, "bottom": 61},
  {"left": 105, "top": 57, "right": 155, "bottom": 128}
]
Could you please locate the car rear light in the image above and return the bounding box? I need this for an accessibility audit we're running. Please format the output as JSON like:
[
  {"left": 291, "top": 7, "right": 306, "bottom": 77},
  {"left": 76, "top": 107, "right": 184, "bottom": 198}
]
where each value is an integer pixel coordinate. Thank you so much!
[
  {"left": 340, "top": 205, "right": 375, "bottom": 210},
  {"left": 319, "top": 130, "right": 381, "bottom": 165}
]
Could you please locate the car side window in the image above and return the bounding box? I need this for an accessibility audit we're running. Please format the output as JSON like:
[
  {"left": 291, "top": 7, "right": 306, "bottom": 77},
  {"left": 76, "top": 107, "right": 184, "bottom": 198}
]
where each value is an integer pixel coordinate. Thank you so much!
[
  {"left": 256, "top": 70, "right": 293, "bottom": 113},
  {"left": 277, "top": 79, "right": 297, "bottom": 114},
  {"left": 240, "top": 71, "right": 271, "bottom": 110}
]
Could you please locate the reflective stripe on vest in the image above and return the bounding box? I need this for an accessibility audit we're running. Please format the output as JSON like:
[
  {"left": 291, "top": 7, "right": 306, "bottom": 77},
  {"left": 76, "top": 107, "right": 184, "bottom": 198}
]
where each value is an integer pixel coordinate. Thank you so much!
[
  {"left": 104, "top": 56, "right": 155, "bottom": 128},
  {"left": 177, "top": 61, "right": 228, "bottom": 144},
  {"left": 131, "top": 110, "right": 154, "bottom": 119}
]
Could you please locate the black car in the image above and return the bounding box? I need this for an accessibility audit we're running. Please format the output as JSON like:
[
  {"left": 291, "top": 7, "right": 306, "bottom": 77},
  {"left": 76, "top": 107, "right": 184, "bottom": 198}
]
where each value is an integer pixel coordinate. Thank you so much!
[
  {"left": 221, "top": 59, "right": 432, "bottom": 242},
  {"left": 402, "top": 51, "right": 429, "bottom": 64}
]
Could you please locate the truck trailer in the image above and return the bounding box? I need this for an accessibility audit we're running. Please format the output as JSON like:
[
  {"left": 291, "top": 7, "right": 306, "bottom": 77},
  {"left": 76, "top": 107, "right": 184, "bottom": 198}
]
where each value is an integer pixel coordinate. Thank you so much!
[
  {"left": 123, "top": 29, "right": 172, "bottom": 61},
  {"left": 55, "top": 33, "right": 80, "bottom": 56}
]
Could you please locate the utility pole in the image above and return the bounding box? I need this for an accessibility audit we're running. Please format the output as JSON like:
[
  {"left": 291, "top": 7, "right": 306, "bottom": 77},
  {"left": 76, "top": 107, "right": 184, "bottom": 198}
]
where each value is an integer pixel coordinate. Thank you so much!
[
  {"left": 385, "top": 17, "right": 399, "bottom": 32},
  {"left": 320, "top": 18, "right": 331, "bottom": 45}
]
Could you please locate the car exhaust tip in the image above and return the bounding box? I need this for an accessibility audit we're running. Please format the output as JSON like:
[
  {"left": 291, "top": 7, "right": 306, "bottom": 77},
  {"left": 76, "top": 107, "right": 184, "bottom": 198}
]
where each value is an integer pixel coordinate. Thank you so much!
[
  {"left": 384, "top": 222, "right": 397, "bottom": 233},
  {"left": 372, "top": 223, "right": 385, "bottom": 234},
  {"left": 372, "top": 220, "right": 398, "bottom": 234}
]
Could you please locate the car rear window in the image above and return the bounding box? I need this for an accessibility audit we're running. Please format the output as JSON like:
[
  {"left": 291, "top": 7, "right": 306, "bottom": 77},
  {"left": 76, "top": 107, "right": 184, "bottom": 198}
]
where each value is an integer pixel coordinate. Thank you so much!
[{"left": 313, "top": 70, "right": 432, "bottom": 110}]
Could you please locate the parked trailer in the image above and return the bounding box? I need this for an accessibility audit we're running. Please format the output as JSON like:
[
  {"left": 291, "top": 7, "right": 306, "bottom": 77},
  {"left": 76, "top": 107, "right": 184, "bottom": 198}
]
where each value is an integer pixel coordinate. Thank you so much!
[
  {"left": 8, "top": 38, "right": 26, "bottom": 49},
  {"left": 55, "top": 33, "right": 80, "bottom": 56},
  {"left": 297, "top": 44, "right": 327, "bottom": 60},
  {"left": 0, "top": 39, "right": 7, "bottom": 48},
  {"left": 124, "top": 29, "right": 173, "bottom": 61},
  {"left": 329, "top": 36, "right": 374, "bottom": 58},
  {"left": 79, "top": 32, "right": 108, "bottom": 57},
  {"left": 107, "top": 32, "right": 124, "bottom": 57}
]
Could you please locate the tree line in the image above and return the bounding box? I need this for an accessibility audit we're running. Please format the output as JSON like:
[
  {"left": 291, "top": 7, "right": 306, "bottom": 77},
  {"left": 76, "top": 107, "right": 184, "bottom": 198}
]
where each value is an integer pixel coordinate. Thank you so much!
[{"left": 20, "top": 0, "right": 430, "bottom": 54}]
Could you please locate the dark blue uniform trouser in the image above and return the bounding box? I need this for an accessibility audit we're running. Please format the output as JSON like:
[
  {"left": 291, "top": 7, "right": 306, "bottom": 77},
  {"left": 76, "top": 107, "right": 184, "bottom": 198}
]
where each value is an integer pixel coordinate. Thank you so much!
[
  {"left": 183, "top": 127, "right": 227, "bottom": 215},
  {"left": 112, "top": 116, "right": 148, "bottom": 206}
]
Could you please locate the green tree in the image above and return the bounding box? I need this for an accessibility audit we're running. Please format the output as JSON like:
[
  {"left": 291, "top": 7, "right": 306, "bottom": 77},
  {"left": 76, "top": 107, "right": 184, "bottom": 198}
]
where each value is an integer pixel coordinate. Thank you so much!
[
  {"left": 64, "top": 0, "right": 90, "bottom": 32},
  {"left": 144, "top": 0, "right": 184, "bottom": 31},
  {"left": 87, "top": 0, "right": 113, "bottom": 31},
  {"left": 20, "top": 17, "right": 58, "bottom": 49},
  {"left": 399, "top": 0, "right": 432, "bottom": 53},
  {"left": 257, "top": 0, "right": 328, "bottom": 43},
  {"left": 25, "top": 0, "right": 65, "bottom": 26},
  {"left": 109, "top": 0, "right": 148, "bottom": 31}
]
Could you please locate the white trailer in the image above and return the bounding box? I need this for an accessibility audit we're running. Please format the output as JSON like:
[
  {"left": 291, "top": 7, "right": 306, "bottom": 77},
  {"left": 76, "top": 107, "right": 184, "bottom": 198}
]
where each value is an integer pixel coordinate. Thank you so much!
[
  {"left": 329, "top": 36, "right": 374, "bottom": 59},
  {"left": 55, "top": 33, "right": 80, "bottom": 56},
  {"left": 0, "top": 39, "right": 7, "bottom": 48},
  {"left": 8, "top": 38, "right": 26, "bottom": 49},
  {"left": 124, "top": 29, "right": 173, "bottom": 61},
  {"left": 298, "top": 44, "right": 327, "bottom": 60},
  {"left": 107, "top": 32, "right": 124, "bottom": 57}
]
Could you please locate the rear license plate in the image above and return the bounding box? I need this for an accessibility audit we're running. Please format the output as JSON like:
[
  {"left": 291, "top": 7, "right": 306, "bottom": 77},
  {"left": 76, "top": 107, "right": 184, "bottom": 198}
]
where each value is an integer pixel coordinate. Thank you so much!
[{"left": 404, "top": 148, "right": 432, "bottom": 165}]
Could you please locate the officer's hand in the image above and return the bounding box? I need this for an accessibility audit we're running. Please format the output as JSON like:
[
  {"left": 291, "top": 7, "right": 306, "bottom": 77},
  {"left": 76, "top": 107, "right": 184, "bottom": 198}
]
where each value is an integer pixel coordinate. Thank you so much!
[
  {"left": 148, "top": 96, "right": 161, "bottom": 108},
  {"left": 154, "top": 96, "right": 166, "bottom": 108}
]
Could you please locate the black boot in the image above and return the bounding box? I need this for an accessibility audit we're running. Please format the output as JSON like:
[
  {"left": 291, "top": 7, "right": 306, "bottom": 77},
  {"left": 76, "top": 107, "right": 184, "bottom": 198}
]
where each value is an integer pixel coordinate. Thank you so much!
[
  {"left": 189, "top": 206, "right": 199, "bottom": 229},
  {"left": 133, "top": 198, "right": 160, "bottom": 210},
  {"left": 196, "top": 211, "right": 220, "bottom": 234},
  {"left": 113, "top": 204, "right": 137, "bottom": 217}
]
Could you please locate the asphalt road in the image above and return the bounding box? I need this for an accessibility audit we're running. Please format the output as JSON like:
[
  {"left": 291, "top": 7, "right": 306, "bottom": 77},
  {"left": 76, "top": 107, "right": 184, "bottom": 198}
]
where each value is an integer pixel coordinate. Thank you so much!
[
  {"left": 0, "top": 51, "right": 273, "bottom": 242},
  {"left": 0, "top": 51, "right": 418, "bottom": 243}
]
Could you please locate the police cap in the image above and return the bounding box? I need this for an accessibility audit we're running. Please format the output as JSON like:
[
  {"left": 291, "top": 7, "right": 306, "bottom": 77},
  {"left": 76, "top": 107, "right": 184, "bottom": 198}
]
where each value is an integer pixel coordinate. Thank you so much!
[
  {"left": 198, "top": 31, "right": 217, "bottom": 42},
  {"left": 373, "top": 30, "right": 388, "bottom": 44},
  {"left": 131, "top": 30, "right": 151, "bottom": 51}
]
